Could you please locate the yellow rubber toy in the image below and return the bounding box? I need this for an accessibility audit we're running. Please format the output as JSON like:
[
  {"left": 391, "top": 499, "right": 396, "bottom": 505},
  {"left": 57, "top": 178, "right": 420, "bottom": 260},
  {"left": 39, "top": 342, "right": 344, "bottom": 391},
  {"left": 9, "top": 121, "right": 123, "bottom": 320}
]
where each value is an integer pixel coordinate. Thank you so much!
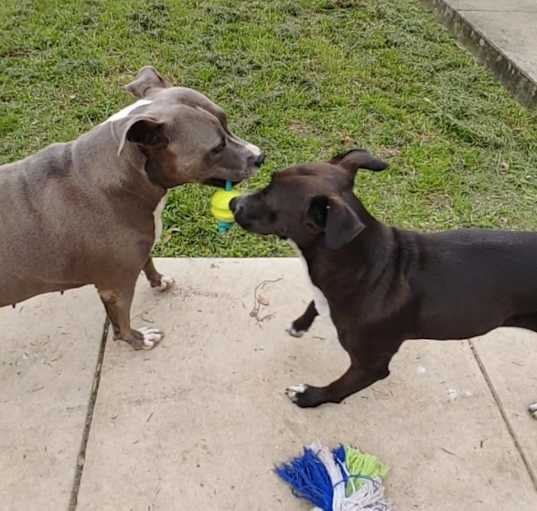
[{"left": 210, "top": 180, "right": 240, "bottom": 233}]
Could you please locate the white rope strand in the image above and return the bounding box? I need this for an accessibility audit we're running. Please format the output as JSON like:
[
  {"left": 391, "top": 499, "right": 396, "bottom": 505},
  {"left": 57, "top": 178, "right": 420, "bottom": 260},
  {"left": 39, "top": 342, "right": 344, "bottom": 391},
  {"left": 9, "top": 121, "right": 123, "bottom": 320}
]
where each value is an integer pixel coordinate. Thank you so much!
[{"left": 308, "top": 443, "right": 393, "bottom": 511}]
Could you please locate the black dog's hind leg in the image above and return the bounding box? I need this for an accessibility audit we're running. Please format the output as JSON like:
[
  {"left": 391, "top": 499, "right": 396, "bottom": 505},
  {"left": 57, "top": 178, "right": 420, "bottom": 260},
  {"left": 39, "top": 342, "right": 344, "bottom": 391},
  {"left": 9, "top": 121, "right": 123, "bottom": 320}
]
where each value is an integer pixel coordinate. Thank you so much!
[
  {"left": 286, "top": 337, "right": 403, "bottom": 408},
  {"left": 287, "top": 301, "right": 318, "bottom": 337},
  {"left": 502, "top": 313, "right": 537, "bottom": 419}
]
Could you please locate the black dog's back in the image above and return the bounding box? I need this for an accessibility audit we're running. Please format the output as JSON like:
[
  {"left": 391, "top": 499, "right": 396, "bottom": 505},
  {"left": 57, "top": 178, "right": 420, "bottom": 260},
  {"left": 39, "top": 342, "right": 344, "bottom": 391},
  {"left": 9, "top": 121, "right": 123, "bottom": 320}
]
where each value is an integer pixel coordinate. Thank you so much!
[{"left": 410, "top": 228, "right": 537, "bottom": 339}]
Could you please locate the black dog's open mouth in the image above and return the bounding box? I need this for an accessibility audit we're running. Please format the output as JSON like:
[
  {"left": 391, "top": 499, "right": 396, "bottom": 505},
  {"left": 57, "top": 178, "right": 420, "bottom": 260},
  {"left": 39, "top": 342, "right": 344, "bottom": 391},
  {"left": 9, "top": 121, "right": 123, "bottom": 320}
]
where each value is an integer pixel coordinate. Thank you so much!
[{"left": 203, "top": 177, "right": 242, "bottom": 188}]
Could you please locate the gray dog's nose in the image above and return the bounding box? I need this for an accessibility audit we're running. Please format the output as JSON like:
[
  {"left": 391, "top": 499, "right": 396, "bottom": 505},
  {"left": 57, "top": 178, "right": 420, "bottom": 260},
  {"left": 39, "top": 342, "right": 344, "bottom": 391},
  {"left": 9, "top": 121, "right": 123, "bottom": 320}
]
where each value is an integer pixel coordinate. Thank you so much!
[{"left": 255, "top": 153, "right": 265, "bottom": 167}]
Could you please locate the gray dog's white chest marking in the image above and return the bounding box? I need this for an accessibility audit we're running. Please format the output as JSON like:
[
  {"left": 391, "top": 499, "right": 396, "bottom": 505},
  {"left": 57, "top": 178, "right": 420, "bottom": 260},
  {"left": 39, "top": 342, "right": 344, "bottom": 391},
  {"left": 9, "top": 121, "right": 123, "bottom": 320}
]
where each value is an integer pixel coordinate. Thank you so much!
[
  {"left": 153, "top": 194, "right": 167, "bottom": 246},
  {"left": 289, "top": 241, "right": 330, "bottom": 317}
]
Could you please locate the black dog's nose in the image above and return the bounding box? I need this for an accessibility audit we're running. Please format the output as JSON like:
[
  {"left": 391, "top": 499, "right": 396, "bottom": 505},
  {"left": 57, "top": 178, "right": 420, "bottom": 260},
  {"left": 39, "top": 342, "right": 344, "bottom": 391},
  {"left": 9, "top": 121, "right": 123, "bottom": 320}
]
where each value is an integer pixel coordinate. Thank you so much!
[
  {"left": 229, "top": 197, "right": 239, "bottom": 213},
  {"left": 255, "top": 152, "right": 265, "bottom": 167}
]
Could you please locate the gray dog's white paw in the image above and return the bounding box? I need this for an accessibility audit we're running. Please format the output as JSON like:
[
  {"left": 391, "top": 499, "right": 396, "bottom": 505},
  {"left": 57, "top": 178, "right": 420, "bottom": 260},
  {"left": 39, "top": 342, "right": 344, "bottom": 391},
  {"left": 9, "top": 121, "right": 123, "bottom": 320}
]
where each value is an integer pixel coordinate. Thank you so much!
[
  {"left": 139, "top": 327, "right": 164, "bottom": 349},
  {"left": 286, "top": 326, "right": 304, "bottom": 338},
  {"left": 286, "top": 384, "right": 308, "bottom": 402},
  {"left": 157, "top": 275, "right": 175, "bottom": 292},
  {"left": 529, "top": 402, "right": 537, "bottom": 419}
]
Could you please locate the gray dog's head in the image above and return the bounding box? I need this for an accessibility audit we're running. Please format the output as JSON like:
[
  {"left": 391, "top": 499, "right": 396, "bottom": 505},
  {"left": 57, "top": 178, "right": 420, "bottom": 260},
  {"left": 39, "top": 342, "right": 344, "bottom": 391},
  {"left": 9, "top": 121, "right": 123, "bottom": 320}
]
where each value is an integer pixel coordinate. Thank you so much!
[
  {"left": 109, "top": 66, "right": 264, "bottom": 188},
  {"left": 230, "top": 149, "right": 388, "bottom": 250}
]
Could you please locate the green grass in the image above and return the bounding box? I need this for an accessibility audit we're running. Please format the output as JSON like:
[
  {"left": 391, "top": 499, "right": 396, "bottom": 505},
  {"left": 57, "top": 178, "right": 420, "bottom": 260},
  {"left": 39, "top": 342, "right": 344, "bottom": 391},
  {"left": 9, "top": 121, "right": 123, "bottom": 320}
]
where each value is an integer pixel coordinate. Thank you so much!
[{"left": 2, "top": 0, "right": 537, "bottom": 256}]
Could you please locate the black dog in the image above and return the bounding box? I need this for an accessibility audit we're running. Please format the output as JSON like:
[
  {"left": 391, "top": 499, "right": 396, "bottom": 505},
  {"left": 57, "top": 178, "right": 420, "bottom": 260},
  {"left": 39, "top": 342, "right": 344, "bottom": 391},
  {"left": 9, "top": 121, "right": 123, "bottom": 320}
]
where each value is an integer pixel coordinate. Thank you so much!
[{"left": 230, "top": 149, "right": 537, "bottom": 415}]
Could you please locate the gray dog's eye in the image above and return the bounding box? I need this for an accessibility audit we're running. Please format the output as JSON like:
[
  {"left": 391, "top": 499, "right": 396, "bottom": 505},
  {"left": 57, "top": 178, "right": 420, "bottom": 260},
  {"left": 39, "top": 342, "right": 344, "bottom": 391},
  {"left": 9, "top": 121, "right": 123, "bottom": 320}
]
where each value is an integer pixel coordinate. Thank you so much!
[{"left": 210, "top": 138, "right": 226, "bottom": 155}]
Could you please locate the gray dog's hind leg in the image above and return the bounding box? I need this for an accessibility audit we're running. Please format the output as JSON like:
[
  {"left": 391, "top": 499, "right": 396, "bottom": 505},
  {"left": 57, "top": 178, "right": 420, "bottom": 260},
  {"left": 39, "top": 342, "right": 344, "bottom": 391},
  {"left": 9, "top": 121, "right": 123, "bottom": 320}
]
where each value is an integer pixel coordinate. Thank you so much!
[
  {"left": 98, "top": 280, "right": 163, "bottom": 350},
  {"left": 142, "top": 257, "right": 175, "bottom": 291},
  {"left": 287, "top": 300, "right": 318, "bottom": 337}
]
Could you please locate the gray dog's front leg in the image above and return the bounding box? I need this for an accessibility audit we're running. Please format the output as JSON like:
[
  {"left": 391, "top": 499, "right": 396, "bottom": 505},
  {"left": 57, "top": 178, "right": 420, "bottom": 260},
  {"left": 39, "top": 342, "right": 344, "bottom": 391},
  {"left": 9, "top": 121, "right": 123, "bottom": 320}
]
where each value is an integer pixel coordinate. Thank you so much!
[
  {"left": 142, "top": 257, "right": 175, "bottom": 291},
  {"left": 98, "top": 281, "right": 163, "bottom": 350}
]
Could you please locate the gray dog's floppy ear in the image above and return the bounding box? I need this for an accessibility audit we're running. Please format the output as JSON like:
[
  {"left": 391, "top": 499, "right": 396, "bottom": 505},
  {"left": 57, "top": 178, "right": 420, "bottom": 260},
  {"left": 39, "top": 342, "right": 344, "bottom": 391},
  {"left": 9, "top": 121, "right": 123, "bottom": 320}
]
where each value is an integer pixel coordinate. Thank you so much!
[
  {"left": 124, "top": 66, "right": 171, "bottom": 98},
  {"left": 308, "top": 195, "right": 365, "bottom": 250},
  {"left": 117, "top": 116, "right": 168, "bottom": 156},
  {"left": 330, "top": 148, "right": 388, "bottom": 175}
]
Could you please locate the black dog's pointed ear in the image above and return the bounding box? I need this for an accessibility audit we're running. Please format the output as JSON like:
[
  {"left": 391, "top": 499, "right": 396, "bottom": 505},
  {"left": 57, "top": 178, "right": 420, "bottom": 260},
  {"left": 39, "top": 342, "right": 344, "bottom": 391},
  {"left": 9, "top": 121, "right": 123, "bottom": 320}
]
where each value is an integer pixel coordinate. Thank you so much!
[
  {"left": 117, "top": 116, "right": 168, "bottom": 156},
  {"left": 124, "top": 66, "right": 171, "bottom": 98},
  {"left": 330, "top": 148, "right": 388, "bottom": 175},
  {"left": 308, "top": 195, "right": 365, "bottom": 250}
]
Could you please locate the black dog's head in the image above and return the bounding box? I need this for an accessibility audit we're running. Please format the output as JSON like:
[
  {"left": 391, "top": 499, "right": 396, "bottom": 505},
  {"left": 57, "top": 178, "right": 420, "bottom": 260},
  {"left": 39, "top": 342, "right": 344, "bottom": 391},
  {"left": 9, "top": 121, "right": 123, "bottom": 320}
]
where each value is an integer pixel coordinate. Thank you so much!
[{"left": 230, "top": 149, "right": 388, "bottom": 250}]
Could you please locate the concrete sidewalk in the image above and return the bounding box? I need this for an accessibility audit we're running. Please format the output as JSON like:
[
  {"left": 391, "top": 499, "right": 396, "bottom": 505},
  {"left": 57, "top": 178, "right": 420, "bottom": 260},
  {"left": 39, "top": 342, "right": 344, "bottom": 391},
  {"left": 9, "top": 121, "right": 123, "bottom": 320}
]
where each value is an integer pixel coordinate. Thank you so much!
[
  {"left": 1, "top": 258, "right": 536, "bottom": 510},
  {"left": 424, "top": 0, "right": 537, "bottom": 107}
]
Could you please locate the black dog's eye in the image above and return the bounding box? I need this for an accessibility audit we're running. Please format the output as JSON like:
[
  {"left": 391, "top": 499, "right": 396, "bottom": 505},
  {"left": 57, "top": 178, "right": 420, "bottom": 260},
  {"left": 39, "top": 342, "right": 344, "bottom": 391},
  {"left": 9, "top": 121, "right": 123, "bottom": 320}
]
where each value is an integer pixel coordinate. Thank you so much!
[{"left": 210, "top": 138, "right": 226, "bottom": 155}]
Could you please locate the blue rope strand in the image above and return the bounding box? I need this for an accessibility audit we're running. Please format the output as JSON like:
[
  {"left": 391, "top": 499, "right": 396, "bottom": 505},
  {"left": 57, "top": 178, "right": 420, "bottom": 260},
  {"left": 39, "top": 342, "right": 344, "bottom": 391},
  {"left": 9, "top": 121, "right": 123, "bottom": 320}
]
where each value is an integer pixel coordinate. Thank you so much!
[{"left": 274, "top": 447, "right": 333, "bottom": 511}]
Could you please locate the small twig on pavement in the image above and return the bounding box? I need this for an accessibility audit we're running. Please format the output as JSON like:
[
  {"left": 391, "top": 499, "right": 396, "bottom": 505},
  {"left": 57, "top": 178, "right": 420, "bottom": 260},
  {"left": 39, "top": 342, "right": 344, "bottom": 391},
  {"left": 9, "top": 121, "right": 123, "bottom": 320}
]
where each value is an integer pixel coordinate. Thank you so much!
[
  {"left": 440, "top": 447, "right": 457, "bottom": 457},
  {"left": 249, "top": 277, "right": 282, "bottom": 324}
]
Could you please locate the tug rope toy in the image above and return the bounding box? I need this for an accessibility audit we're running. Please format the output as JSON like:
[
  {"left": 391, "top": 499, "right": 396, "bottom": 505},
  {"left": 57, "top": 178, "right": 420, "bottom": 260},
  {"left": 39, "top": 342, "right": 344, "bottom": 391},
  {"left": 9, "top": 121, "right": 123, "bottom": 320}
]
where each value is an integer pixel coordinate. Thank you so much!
[
  {"left": 275, "top": 443, "right": 392, "bottom": 511},
  {"left": 210, "top": 179, "right": 240, "bottom": 233}
]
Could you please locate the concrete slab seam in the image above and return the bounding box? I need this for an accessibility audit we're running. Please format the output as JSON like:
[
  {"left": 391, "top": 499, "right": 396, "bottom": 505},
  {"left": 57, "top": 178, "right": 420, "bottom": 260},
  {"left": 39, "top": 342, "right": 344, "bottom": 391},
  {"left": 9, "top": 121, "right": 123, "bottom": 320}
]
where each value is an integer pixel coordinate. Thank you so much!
[
  {"left": 421, "top": 0, "right": 537, "bottom": 107},
  {"left": 468, "top": 339, "right": 537, "bottom": 491},
  {"left": 67, "top": 318, "right": 110, "bottom": 511}
]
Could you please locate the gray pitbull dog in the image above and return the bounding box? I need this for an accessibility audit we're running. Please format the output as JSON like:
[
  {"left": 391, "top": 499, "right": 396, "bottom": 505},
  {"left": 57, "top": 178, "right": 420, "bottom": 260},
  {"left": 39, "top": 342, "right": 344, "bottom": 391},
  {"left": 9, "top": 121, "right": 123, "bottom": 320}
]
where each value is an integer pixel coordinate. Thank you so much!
[{"left": 0, "top": 66, "right": 264, "bottom": 349}]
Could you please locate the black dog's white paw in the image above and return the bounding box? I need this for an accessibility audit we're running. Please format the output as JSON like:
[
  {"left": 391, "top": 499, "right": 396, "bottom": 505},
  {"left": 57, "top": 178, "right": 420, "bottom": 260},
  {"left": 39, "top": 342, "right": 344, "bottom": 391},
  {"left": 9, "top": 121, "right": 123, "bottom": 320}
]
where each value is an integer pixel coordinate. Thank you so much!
[
  {"left": 286, "top": 384, "right": 308, "bottom": 402},
  {"left": 286, "top": 326, "right": 305, "bottom": 338},
  {"left": 529, "top": 402, "right": 537, "bottom": 420},
  {"left": 285, "top": 384, "right": 327, "bottom": 408}
]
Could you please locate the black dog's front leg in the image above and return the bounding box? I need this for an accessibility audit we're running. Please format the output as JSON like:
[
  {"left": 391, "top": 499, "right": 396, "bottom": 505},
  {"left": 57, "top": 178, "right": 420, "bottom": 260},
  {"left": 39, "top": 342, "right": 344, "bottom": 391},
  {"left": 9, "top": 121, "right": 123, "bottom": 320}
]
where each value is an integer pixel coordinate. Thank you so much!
[
  {"left": 286, "top": 366, "right": 388, "bottom": 408},
  {"left": 286, "top": 337, "right": 403, "bottom": 408},
  {"left": 287, "top": 300, "right": 318, "bottom": 337}
]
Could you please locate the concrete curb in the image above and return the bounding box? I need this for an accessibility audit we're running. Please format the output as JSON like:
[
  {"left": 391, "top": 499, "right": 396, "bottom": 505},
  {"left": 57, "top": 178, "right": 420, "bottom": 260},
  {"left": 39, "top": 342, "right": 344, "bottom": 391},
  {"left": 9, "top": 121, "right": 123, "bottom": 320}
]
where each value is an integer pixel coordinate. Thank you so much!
[{"left": 421, "top": 0, "right": 537, "bottom": 108}]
